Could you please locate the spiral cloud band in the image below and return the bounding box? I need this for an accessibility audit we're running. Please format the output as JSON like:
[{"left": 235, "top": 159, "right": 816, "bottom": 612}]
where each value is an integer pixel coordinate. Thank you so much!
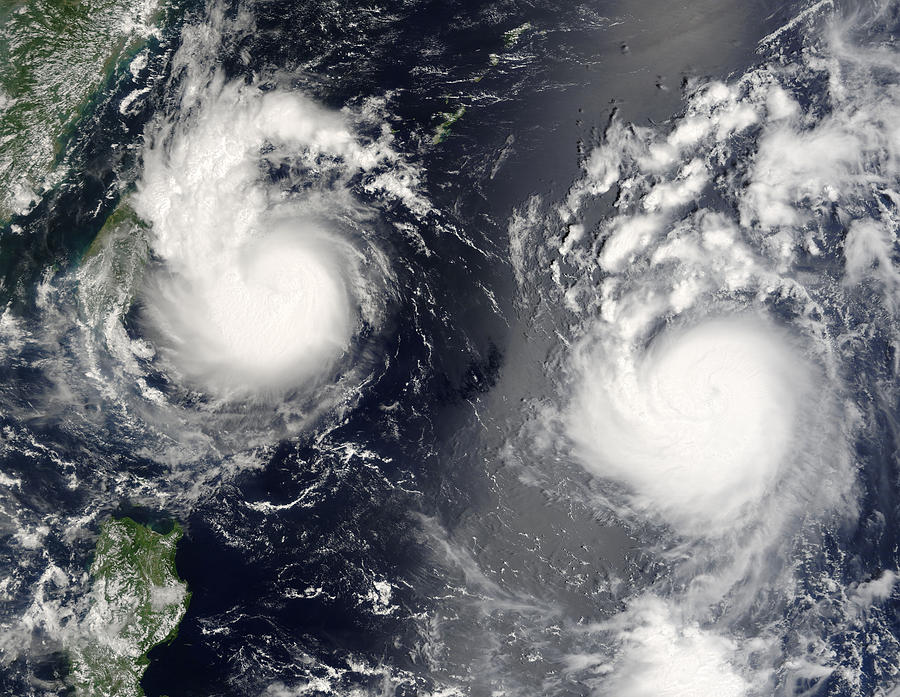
[
  {"left": 133, "top": 80, "right": 392, "bottom": 398},
  {"left": 142, "top": 224, "right": 356, "bottom": 393},
  {"left": 570, "top": 317, "right": 808, "bottom": 534},
  {"left": 509, "top": 3, "right": 900, "bottom": 694}
]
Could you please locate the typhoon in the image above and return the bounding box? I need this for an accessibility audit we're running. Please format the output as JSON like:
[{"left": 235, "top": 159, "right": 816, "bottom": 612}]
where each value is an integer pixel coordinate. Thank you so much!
[
  {"left": 73, "top": 11, "right": 422, "bottom": 447},
  {"left": 133, "top": 78, "right": 392, "bottom": 399},
  {"left": 501, "top": 1, "right": 900, "bottom": 695}
]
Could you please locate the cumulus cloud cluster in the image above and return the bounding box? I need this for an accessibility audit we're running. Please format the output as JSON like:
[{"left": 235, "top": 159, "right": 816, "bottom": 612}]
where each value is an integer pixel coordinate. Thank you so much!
[{"left": 514, "top": 2, "right": 900, "bottom": 695}]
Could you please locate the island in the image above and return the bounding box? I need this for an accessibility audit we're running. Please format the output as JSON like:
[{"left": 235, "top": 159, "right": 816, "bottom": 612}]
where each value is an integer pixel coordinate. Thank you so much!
[
  {"left": 68, "top": 517, "right": 190, "bottom": 697},
  {"left": 432, "top": 22, "right": 533, "bottom": 144}
]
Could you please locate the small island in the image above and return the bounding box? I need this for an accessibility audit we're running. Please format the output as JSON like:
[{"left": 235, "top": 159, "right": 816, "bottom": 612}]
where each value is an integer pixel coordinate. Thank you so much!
[
  {"left": 432, "top": 21, "right": 534, "bottom": 144},
  {"left": 68, "top": 517, "right": 190, "bottom": 697}
]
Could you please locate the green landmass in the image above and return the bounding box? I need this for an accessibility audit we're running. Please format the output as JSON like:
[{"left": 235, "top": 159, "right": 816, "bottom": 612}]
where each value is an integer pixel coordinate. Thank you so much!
[
  {"left": 78, "top": 197, "right": 151, "bottom": 327},
  {"left": 432, "top": 105, "right": 466, "bottom": 144},
  {"left": 0, "top": 0, "right": 166, "bottom": 220},
  {"left": 432, "top": 22, "right": 533, "bottom": 144},
  {"left": 502, "top": 21, "right": 532, "bottom": 48},
  {"left": 68, "top": 516, "right": 190, "bottom": 697}
]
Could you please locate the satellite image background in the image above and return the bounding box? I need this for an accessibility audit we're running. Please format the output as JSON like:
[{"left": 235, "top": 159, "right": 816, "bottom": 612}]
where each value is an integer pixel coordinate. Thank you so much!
[{"left": 0, "top": 0, "right": 899, "bottom": 696}]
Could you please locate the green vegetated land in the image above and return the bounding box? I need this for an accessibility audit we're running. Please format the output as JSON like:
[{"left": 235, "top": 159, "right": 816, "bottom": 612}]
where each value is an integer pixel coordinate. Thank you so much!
[
  {"left": 432, "top": 21, "right": 532, "bottom": 144},
  {"left": 0, "top": 0, "right": 165, "bottom": 220},
  {"left": 432, "top": 105, "right": 466, "bottom": 144},
  {"left": 78, "top": 197, "right": 151, "bottom": 326},
  {"left": 68, "top": 517, "right": 190, "bottom": 697}
]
